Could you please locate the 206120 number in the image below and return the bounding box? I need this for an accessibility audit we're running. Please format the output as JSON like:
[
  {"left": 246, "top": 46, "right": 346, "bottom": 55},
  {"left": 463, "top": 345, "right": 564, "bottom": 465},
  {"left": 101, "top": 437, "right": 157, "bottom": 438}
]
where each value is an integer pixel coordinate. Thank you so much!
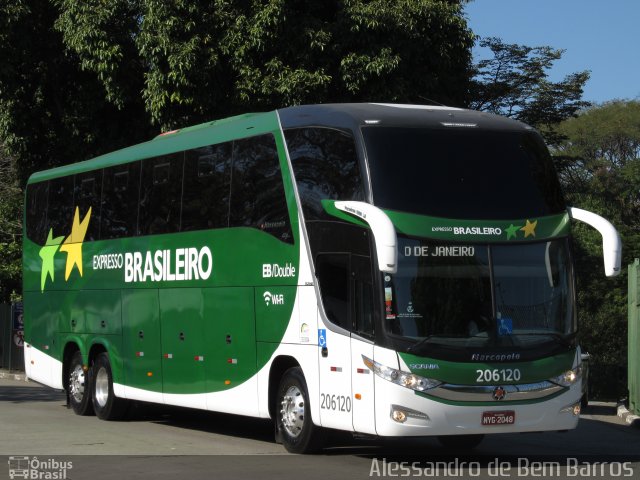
[
  {"left": 321, "top": 393, "right": 352, "bottom": 412},
  {"left": 476, "top": 368, "right": 521, "bottom": 383}
]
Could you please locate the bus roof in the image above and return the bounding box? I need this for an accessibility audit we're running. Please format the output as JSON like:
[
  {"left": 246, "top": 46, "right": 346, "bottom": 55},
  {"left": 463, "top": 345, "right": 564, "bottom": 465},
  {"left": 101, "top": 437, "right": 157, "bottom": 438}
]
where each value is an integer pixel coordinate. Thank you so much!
[
  {"left": 27, "top": 111, "right": 276, "bottom": 184},
  {"left": 27, "top": 103, "right": 532, "bottom": 184},
  {"left": 277, "top": 103, "right": 532, "bottom": 132}
]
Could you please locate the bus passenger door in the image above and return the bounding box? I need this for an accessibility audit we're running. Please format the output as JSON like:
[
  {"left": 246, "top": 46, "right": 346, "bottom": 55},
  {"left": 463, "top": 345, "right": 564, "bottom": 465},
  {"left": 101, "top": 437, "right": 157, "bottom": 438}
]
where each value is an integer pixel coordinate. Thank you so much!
[
  {"left": 316, "top": 253, "right": 353, "bottom": 431},
  {"left": 350, "top": 255, "right": 376, "bottom": 435}
]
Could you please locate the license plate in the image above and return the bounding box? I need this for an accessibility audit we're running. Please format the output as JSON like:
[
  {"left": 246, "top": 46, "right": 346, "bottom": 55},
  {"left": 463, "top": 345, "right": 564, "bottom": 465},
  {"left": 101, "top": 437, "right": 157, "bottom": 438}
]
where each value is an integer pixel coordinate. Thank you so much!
[{"left": 481, "top": 410, "right": 515, "bottom": 426}]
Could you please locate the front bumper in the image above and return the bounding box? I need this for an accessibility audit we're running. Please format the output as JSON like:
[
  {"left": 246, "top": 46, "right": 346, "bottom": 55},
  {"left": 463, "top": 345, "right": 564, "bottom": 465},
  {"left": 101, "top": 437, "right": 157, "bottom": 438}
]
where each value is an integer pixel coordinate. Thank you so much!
[{"left": 374, "top": 376, "right": 581, "bottom": 436}]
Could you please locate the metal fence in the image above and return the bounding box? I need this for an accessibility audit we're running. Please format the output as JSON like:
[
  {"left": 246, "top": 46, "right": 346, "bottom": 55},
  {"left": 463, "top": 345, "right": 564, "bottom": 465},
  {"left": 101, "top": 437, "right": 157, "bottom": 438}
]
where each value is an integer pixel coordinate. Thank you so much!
[
  {"left": 0, "top": 302, "right": 24, "bottom": 371},
  {"left": 629, "top": 259, "right": 640, "bottom": 415}
]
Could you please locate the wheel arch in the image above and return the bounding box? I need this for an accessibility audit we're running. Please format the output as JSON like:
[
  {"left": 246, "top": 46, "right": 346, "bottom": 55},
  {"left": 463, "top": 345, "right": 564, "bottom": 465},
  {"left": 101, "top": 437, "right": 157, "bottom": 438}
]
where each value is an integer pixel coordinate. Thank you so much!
[
  {"left": 268, "top": 355, "right": 301, "bottom": 420},
  {"left": 61, "top": 341, "right": 82, "bottom": 391},
  {"left": 88, "top": 341, "right": 108, "bottom": 366}
]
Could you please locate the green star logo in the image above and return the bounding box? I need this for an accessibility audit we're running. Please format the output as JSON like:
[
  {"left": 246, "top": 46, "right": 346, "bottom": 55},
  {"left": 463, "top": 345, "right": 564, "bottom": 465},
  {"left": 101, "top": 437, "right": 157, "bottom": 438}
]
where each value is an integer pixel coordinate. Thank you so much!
[
  {"left": 39, "top": 228, "right": 65, "bottom": 292},
  {"left": 505, "top": 224, "right": 522, "bottom": 240}
]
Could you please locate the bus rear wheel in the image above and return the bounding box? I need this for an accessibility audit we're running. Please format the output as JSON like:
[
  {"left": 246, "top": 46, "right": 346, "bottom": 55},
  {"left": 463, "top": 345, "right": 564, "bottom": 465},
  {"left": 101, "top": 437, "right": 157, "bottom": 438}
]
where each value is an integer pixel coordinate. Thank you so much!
[
  {"left": 91, "top": 352, "right": 129, "bottom": 421},
  {"left": 276, "top": 367, "right": 325, "bottom": 454},
  {"left": 67, "top": 351, "right": 94, "bottom": 416}
]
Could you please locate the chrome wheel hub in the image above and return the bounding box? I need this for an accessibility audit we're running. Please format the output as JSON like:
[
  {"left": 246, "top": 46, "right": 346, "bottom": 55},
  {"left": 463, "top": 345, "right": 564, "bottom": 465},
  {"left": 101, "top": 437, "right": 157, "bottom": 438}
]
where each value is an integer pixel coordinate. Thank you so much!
[
  {"left": 94, "top": 366, "right": 109, "bottom": 408},
  {"left": 69, "top": 364, "right": 86, "bottom": 403},
  {"left": 280, "top": 386, "right": 305, "bottom": 438}
]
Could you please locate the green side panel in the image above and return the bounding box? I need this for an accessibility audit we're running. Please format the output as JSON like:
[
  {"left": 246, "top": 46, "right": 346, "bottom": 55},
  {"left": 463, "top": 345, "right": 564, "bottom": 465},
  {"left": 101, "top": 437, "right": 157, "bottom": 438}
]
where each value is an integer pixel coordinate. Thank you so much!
[
  {"left": 629, "top": 259, "right": 640, "bottom": 416},
  {"left": 24, "top": 290, "right": 65, "bottom": 360},
  {"left": 23, "top": 228, "right": 297, "bottom": 293},
  {"left": 122, "top": 289, "right": 163, "bottom": 392},
  {"left": 160, "top": 289, "right": 208, "bottom": 394},
  {"left": 22, "top": 110, "right": 299, "bottom": 396},
  {"left": 399, "top": 349, "right": 576, "bottom": 385},
  {"left": 65, "top": 290, "right": 121, "bottom": 335},
  {"left": 203, "top": 287, "right": 256, "bottom": 392},
  {"left": 255, "top": 286, "right": 297, "bottom": 342}
]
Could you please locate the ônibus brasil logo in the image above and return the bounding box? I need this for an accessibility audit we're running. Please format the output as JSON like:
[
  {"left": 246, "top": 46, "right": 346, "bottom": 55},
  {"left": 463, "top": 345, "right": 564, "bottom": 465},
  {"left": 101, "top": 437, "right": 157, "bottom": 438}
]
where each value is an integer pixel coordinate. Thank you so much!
[{"left": 38, "top": 205, "right": 212, "bottom": 291}]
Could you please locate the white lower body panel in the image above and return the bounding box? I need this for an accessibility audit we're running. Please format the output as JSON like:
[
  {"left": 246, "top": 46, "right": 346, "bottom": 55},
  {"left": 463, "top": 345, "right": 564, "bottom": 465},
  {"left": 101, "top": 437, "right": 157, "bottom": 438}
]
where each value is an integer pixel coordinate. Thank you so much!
[
  {"left": 374, "top": 376, "right": 581, "bottom": 436},
  {"left": 24, "top": 344, "right": 63, "bottom": 390}
]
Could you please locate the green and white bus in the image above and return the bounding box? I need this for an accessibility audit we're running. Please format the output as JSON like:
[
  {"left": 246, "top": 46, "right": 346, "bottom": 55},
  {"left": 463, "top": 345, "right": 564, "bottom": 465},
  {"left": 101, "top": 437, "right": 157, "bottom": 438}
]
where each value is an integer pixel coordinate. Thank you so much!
[{"left": 23, "top": 103, "right": 621, "bottom": 453}]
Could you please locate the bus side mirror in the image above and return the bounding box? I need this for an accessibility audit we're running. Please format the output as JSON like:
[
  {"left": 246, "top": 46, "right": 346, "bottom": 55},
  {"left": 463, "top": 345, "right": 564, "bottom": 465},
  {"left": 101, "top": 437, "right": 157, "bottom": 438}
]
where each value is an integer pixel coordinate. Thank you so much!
[
  {"left": 568, "top": 207, "right": 622, "bottom": 277},
  {"left": 334, "top": 201, "right": 397, "bottom": 274}
]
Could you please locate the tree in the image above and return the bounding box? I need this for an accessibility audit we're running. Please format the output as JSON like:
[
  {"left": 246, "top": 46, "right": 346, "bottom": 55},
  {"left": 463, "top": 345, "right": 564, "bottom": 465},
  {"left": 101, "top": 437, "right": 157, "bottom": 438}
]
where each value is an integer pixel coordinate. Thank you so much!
[
  {"left": 470, "top": 37, "right": 590, "bottom": 143},
  {"left": 0, "top": 145, "right": 22, "bottom": 301},
  {"left": 551, "top": 101, "right": 640, "bottom": 391},
  {"left": 0, "top": 1, "right": 153, "bottom": 186},
  {"left": 54, "top": 0, "right": 474, "bottom": 129},
  {"left": 0, "top": 0, "right": 474, "bottom": 302}
]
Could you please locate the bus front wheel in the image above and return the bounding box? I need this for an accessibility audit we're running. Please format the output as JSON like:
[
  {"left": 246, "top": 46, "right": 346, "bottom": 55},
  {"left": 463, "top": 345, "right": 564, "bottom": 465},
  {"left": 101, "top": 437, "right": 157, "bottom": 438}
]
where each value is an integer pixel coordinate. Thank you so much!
[
  {"left": 276, "top": 367, "right": 325, "bottom": 454},
  {"left": 67, "top": 351, "right": 94, "bottom": 416},
  {"left": 91, "top": 352, "right": 128, "bottom": 421}
]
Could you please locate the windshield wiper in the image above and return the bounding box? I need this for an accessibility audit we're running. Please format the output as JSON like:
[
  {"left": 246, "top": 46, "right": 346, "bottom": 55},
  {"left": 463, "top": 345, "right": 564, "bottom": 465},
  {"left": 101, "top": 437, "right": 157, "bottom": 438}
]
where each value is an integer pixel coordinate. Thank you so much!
[
  {"left": 407, "top": 334, "right": 439, "bottom": 353},
  {"left": 407, "top": 332, "right": 486, "bottom": 354}
]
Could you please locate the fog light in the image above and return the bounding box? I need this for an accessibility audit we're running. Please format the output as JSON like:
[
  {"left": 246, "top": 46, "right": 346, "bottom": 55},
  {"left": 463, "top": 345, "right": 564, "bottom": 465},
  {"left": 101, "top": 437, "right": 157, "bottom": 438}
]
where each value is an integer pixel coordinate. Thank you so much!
[
  {"left": 391, "top": 409, "right": 407, "bottom": 423},
  {"left": 560, "top": 400, "right": 581, "bottom": 416},
  {"left": 390, "top": 404, "right": 430, "bottom": 423}
]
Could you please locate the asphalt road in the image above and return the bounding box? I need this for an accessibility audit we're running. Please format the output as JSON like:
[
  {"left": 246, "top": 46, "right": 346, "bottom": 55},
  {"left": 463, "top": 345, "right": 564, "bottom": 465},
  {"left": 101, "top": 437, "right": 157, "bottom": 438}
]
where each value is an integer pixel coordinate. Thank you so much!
[{"left": 1, "top": 378, "right": 639, "bottom": 480}]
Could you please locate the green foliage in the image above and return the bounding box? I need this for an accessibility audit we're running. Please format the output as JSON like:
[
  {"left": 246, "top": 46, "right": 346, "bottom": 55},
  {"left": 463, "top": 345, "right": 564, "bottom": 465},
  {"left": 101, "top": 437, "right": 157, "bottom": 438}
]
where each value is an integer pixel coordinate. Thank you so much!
[
  {"left": 470, "top": 37, "right": 590, "bottom": 143},
  {"left": 0, "top": 145, "right": 22, "bottom": 301},
  {"left": 552, "top": 101, "right": 640, "bottom": 372},
  {"left": 0, "top": 0, "right": 153, "bottom": 186},
  {"left": 54, "top": 0, "right": 474, "bottom": 129},
  {"left": 0, "top": 0, "right": 474, "bottom": 301}
]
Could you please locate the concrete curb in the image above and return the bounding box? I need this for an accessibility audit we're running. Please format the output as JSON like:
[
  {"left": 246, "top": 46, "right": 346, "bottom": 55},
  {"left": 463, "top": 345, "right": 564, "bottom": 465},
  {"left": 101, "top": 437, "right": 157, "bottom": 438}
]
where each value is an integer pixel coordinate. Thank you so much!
[
  {"left": 0, "top": 369, "right": 27, "bottom": 382},
  {"left": 617, "top": 402, "right": 640, "bottom": 428}
]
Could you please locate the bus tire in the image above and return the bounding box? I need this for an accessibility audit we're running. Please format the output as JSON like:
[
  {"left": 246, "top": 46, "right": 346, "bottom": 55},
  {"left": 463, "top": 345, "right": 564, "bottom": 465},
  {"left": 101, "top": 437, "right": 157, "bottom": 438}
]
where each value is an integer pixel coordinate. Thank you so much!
[
  {"left": 276, "top": 367, "right": 325, "bottom": 454},
  {"left": 91, "top": 352, "right": 128, "bottom": 421},
  {"left": 67, "top": 351, "right": 94, "bottom": 416},
  {"left": 437, "top": 434, "right": 484, "bottom": 450}
]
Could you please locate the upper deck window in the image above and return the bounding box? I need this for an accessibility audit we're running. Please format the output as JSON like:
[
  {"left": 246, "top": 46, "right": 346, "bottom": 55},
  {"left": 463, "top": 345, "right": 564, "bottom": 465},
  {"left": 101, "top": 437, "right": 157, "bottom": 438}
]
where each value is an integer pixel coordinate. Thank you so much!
[
  {"left": 363, "top": 127, "right": 565, "bottom": 220},
  {"left": 285, "top": 127, "right": 365, "bottom": 221}
]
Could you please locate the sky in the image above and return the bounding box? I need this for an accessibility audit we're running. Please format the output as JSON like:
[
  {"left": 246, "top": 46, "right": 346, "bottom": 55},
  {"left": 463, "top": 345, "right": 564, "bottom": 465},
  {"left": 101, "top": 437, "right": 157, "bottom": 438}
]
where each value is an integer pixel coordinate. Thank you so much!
[{"left": 464, "top": 0, "right": 640, "bottom": 104}]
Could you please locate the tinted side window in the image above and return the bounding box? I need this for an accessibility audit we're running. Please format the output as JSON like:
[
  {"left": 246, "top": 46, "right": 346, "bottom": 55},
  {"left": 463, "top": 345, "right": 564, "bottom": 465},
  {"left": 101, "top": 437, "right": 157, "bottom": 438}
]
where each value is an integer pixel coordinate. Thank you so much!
[
  {"left": 285, "top": 128, "right": 365, "bottom": 221},
  {"left": 316, "top": 253, "right": 350, "bottom": 330},
  {"left": 47, "top": 176, "right": 75, "bottom": 239},
  {"left": 25, "top": 181, "right": 49, "bottom": 244},
  {"left": 138, "top": 153, "right": 184, "bottom": 235},
  {"left": 229, "top": 135, "right": 292, "bottom": 243},
  {"left": 101, "top": 163, "right": 140, "bottom": 239},
  {"left": 181, "top": 143, "right": 232, "bottom": 231},
  {"left": 73, "top": 170, "right": 102, "bottom": 241},
  {"left": 315, "top": 253, "right": 374, "bottom": 335},
  {"left": 353, "top": 254, "right": 374, "bottom": 337}
]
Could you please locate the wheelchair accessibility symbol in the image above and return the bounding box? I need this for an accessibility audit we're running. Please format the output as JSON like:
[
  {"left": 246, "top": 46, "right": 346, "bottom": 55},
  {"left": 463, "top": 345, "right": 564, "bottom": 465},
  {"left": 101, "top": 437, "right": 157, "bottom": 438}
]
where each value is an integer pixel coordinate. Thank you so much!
[{"left": 318, "top": 329, "right": 326, "bottom": 348}]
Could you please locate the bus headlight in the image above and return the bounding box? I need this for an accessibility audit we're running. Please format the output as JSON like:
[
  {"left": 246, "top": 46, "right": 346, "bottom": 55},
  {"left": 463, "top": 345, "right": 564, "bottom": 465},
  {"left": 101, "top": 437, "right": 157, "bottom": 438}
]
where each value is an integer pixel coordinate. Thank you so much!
[
  {"left": 362, "top": 355, "right": 441, "bottom": 392},
  {"left": 549, "top": 365, "right": 583, "bottom": 387}
]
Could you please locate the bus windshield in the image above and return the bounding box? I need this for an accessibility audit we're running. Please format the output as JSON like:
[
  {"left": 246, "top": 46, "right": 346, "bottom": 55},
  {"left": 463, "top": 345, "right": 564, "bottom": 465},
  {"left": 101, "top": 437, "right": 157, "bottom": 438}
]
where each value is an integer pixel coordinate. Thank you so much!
[
  {"left": 384, "top": 237, "right": 575, "bottom": 351},
  {"left": 363, "top": 127, "right": 566, "bottom": 220}
]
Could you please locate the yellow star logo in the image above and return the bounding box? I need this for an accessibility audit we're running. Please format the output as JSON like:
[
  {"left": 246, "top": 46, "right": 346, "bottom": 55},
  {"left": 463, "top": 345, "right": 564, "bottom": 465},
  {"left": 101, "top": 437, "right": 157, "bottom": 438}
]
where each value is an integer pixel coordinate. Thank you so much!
[
  {"left": 59, "top": 206, "right": 92, "bottom": 280},
  {"left": 520, "top": 219, "right": 538, "bottom": 238}
]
